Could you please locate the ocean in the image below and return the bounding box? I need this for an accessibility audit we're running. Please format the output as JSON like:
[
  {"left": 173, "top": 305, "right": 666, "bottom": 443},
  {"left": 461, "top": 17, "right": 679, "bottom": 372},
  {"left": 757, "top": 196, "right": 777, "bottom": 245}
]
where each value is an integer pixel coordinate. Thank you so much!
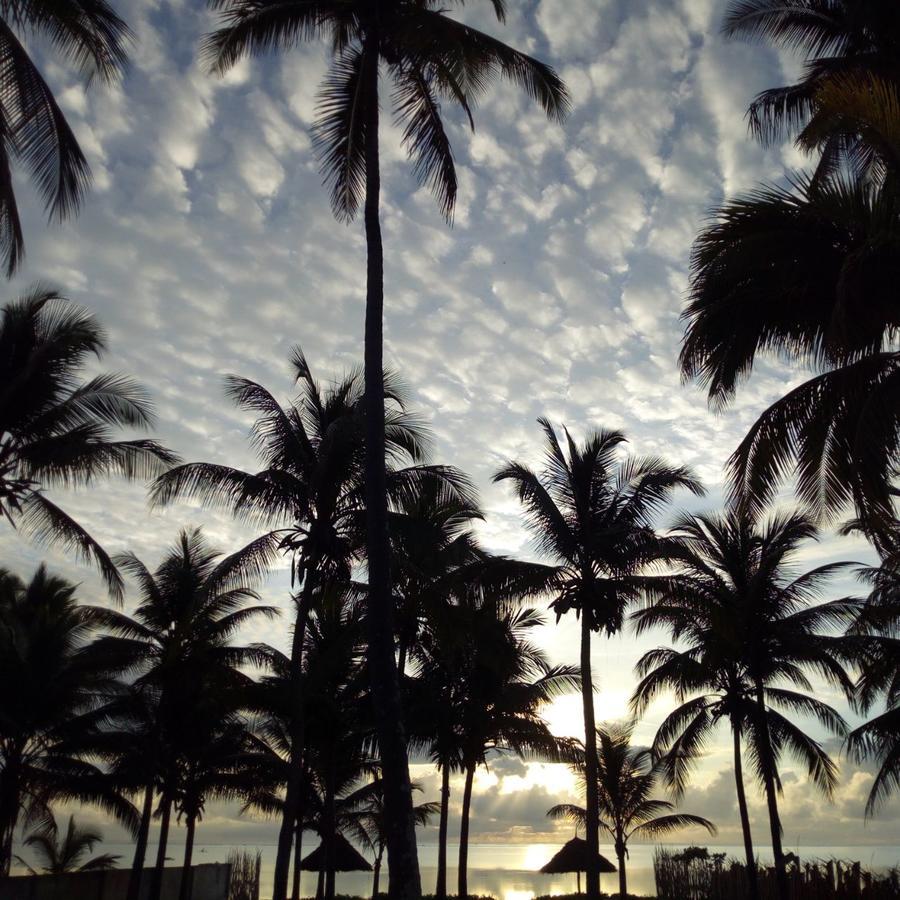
[{"left": 67, "top": 841, "right": 900, "bottom": 899}]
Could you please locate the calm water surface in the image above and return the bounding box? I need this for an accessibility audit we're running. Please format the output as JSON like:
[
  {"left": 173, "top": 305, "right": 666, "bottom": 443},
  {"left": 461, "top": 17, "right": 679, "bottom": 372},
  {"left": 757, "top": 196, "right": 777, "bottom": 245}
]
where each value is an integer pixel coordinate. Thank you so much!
[{"left": 68, "top": 841, "right": 900, "bottom": 899}]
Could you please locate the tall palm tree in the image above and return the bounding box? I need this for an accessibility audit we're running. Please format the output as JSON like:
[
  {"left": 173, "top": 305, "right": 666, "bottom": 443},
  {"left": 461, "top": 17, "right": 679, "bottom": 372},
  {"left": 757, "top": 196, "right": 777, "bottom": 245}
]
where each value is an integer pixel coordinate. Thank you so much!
[
  {"left": 847, "top": 529, "right": 900, "bottom": 815},
  {"left": 150, "top": 351, "right": 465, "bottom": 899},
  {"left": 202, "top": 8, "right": 569, "bottom": 896},
  {"left": 494, "top": 419, "right": 702, "bottom": 900},
  {"left": 632, "top": 651, "right": 762, "bottom": 898},
  {"left": 0, "top": 1, "right": 131, "bottom": 275},
  {"left": 723, "top": 0, "right": 900, "bottom": 184},
  {"left": 14, "top": 813, "right": 120, "bottom": 875},
  {"left": 681, "top": 174, "right": 900, "bottom": 539},
  {"left": 548, "top": 722, "right": 716, "bottom": 899},
  {"left": 0, "top": 289, "right": 176, "bottom": 598},
  {"left": 631, "top": 509, "right": 857, "bottom": 900},
  {"left": 89, "top": 528, "right": 276, "bottom": 900},
  {"left": 0, "top": 565, "right": 137, "bottom": 876}
]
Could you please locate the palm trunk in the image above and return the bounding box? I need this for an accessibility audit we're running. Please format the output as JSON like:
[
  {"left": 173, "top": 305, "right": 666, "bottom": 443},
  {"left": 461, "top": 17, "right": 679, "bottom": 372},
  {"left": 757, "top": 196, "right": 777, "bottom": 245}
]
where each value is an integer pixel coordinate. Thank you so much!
[
  {"left": 615, "top": 838, "right": 626, "bottom": 898},
  {"left": 0, "top": 746, "right": 21, "bottom": 877},
  {"left": 316, "top": 869, "right": 325, "bottom": 900},
  {"left": 324, "top": 760, "right": 337, "bottom": 900},
  {"left": 457, "top": 762, "right": 476, "bottom": 899},
  {"left": 580, "top": 613, "right": 601, "bottom": 900},
  {"left": 273, "top": 571, "right": 318, "bottom": 900},
  {"left": 178, "top": 813, "right": 197, "bottom": 900},
  {"left": 150, "top": 792, "right": 173, "bottom": 900},
  {"left": 731, "top": 720, "right": 759, "bottom": 900},
  {"left": 754, "top": 682, "right": 788, "bottom": 900},
  {"left": 127, "top": 784, "right": 155, "bottom": 900},
  {"left": 361, "top": 29, "right": 421, "bottom": 900},
  {"left": 435, "top": 761, "right": 451, "bottom": 900},
  {"left": 372, "top": 845, "right": 385, "bottom": 898},
  {"left": 291, "top": 815, "right": 304, "bottom": 900}
]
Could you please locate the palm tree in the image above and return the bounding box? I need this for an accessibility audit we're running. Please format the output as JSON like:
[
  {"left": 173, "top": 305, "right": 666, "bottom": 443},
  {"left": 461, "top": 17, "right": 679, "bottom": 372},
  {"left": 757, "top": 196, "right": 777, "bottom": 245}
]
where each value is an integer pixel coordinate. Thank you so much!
[
  {"left": 494, "top": 419, "right": 702, "bottom": 900},
  {"left": 847, "top": 529, "right": 900, "bottom": 815},
  {"left": 88, "top": 528, "right": 276, "bottom": 900},
  {"left": 681, "top": 174, "right": 900, "bottom": 539},
  {"left": 0, "top": 565, "right": 137, "bottom": 876},
  {"left": 548, "top": 722, "right": 716, "bottom": 899},
  {"left": 723, "top": 0, "right": 900, "bottom": 184},
  {"left": 0, "top": 1, "right": 131, "bottom": 275},
  {"left": 202, "top": 8, "right": 569, "bottom": 895},
  {"left": 429, "top": 597, "right": 578, "bottom": 900},
  {"left": 150, "top": 351, "right": 464, "bottom": 899},
  {"left": 174, "top": 710, "right": 274, "bottom": 900},
  {"left": 14, "top": 813, "right": 120, "bottom": 875},
  {"left": 631, "top": 509, "right": 858, "bottom": 900},
  {"left": 632, "top": 652, "right": 762, "bottom": 899},
  {"left": 0, "top": 289, "right": 176, "bottom": 598},
  {"left": 343, "top": 778, "right": 439, "bottom": 899}
]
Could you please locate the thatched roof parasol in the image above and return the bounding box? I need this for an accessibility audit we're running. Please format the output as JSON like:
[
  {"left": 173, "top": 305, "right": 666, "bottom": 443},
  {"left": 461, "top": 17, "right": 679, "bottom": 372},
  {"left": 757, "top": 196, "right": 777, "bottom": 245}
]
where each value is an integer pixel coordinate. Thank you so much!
[
  {"left": 299, "top": 834, "right": 372, "bottom": 872},
  {"left": 539, "top": 837, "right": 617, "bottom": 874}
]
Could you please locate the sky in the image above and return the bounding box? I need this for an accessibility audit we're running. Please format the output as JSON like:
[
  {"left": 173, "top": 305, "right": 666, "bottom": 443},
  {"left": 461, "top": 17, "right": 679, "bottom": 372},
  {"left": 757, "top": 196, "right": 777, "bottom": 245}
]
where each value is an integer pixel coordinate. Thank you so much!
[{"left": 2, "top": 0, "right": 897, "bottom": 862}]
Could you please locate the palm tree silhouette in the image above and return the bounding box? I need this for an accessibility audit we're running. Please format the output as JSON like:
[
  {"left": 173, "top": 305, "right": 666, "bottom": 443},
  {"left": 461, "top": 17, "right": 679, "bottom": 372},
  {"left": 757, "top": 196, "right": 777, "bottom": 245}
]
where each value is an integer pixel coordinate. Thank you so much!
[
  {"left": 90, "top": 528, "right": 276, "bottom": 900},
  {"left": 201, "top": 7, "right": 569, "bottom": 895},
  {"left": 847, "top": 530, "right": 900, "bottom": 816},
  {"left": 548, "top": 722, "right": 716, "bottom": 899},
  {"left": 0, "top": 289, "right": 176, "bottom": 599},
  {"left": 494, "top": 418, "right": 702, "bottom": 900},
  {"left": 151, "top": 350, "right": 464, "bottom": 896},
  {"left": 633, "top": 509, "right": 858, "bottom": 900},
  {"left": 343, "top": 778, "right": 439, "bottom": 899},
  {"left": 724, "top": 0, "right": 900, "bottom": 184},
  {"left": 14, "top": 813, "right": 120, "bottom": 874},
  {"left": 0, "top": 565, "right": 137, "bottom": 876},
  {"left": 0, "top": 1, "right": 131, "bottom": 274},
  {"left": 681, "top": 175, "right": 900, "bottom": 540}
]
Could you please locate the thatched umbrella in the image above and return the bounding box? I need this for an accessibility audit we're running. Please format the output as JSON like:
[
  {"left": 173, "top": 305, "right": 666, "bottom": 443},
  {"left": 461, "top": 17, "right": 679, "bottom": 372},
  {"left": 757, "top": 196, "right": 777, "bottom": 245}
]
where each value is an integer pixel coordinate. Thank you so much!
[
  {"left": 539, "top": 836, "right": 616, "bottom": 894},
  {"left": 300, "top": 834, "right": 372, "bottom": 873}
]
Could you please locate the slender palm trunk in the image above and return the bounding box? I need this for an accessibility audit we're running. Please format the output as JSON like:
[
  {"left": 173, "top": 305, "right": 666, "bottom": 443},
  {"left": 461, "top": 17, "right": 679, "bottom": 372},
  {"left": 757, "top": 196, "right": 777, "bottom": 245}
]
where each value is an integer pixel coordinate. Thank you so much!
[
  {"left": 731, "top": 721, "right": 759, "bottom": 900},
  {"left": 324, "top": 760, "right": 337, "bottom": 900},
  {"left": 178, "top": 813, "right": 197, "bottom": 900},
  {"left": 754, "top": 682, "right": 787, "bottom": 900},
  {"left": 150, "top": 793, "right": 173, "bottom": 900},
  {"left": 435, "top": 761, "right": 451, "bottom": 900},
  {"left": 372, "top": 845, "right": 385, "bottom": 898},
  {"left": 127, "top": 784, "right": 155, "bottom": 900},
  {"left": 457, "top": 762, "right": 476, "bottom": 899},
  {"left": 291, "top": 815, "right": 304, "bottom": 900},
  {"left": 615, "top": 837, "right": 626, "bottom": 898},
  {"left": 317, "top": 869, "right": 325, "bottom": 899},
  {"left": 0, "top": 748, "right": 21, "bottom": 877},
  {"left": 361, "top": 30, "right": 420, "bottom": 900},
  {"left": 580, "top": 614, "right": 601, "bottom": 900},
  {"left": 273, "top": 571, "right": 317, "bottom": 900}
]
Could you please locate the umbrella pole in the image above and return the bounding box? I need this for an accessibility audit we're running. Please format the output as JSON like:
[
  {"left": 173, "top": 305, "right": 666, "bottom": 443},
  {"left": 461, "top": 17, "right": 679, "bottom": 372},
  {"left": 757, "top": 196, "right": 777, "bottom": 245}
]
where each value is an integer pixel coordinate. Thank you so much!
[{"left": 577, "top": 871, "right": 581, "bottom": 895}]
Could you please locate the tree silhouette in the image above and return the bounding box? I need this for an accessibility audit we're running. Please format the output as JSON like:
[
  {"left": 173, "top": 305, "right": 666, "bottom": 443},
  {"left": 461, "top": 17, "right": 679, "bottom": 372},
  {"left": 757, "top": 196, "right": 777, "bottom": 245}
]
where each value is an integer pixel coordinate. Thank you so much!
[
  {"left": 0, "top": 0, "right": 131, "bottom": 274},
  {"left": 548, "top": 722, "right": 715, "bottom": 899},
  {"left": 14, "top": 813, "right": 120, "bottom": 875},
  {"left": 681, "top": 175, "right": 900, "bottom": 540},
  {"left": 0, "top": 289, "right": 176, "bottom": 599},
  {"left": 0, "top": 565, "right": 137, "bottom": 875},
  {"left": 633, "top": 509, "right": 857, "bottom": 900},
  {"left": 202, "top": 7, "right": 569, "bottom": 895},
  {"left": 848, "top": 531, "right": 900, "bottom": 816},
  {"left": 151, "top": 351, "right": 466, "bottom": 897},
  {"left": 724, "top": 0, "right": 900, "bottom": 185},
  {"left": 494, "top": 418, "right": 701, "bottom": 900},
  {"left": 89, "top": 528, "right": 275, "bottom": 900}
]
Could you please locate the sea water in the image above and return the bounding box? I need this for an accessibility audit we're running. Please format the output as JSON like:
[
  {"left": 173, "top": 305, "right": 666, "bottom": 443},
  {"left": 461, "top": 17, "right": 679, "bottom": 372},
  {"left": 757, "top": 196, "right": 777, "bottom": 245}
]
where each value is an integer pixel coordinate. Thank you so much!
[{"left": 70, "top": 842, "right": 900, "bottom": 899}]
